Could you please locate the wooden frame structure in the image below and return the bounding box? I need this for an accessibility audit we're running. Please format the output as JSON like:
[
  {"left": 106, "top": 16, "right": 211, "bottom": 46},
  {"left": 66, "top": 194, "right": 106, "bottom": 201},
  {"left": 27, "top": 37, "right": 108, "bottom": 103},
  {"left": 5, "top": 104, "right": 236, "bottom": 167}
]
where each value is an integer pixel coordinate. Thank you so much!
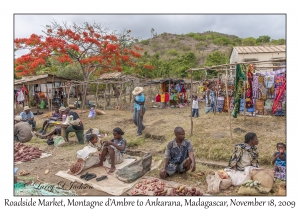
[{"left": 187, "top": 58, "right": 286, "bottom": 137}]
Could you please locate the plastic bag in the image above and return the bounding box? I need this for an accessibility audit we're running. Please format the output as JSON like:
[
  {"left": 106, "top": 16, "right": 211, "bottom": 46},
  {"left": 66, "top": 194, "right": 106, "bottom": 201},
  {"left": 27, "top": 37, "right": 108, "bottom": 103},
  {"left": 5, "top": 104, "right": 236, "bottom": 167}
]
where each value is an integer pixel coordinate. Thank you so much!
[
  {"left": 53, "top": 136, "right": 65, "bottom": 147},
  {"left": 206, "top": 171, "right": 222, "bottom": 193}
]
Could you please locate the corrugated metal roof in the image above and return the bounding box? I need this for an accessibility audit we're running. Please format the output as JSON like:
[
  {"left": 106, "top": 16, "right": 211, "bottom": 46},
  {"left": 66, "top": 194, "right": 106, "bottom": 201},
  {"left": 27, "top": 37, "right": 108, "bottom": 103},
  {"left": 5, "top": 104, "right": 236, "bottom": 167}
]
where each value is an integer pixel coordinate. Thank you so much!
[
  {"left": 99, "top": 72, "right": 122, "bottom": 79},
  {"left": 234, "top": 45, "right": 286, "bottom": 54},
  {"left": 14, "top": 73, "right": 70, "bottom": 85}
]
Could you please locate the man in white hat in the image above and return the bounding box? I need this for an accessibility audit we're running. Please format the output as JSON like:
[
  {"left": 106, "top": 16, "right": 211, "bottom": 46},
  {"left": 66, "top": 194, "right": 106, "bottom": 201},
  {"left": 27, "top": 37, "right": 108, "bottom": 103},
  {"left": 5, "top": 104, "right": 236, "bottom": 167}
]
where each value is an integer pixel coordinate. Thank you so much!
[
  {"left": 20, "top": 106, "right": 36, "bottom": 130},
  {"left": 132, "top": 87, "right": 146, "bottom": 136},
  {"left": 14, "top": 115, "right": 33, "bottom": 142}
]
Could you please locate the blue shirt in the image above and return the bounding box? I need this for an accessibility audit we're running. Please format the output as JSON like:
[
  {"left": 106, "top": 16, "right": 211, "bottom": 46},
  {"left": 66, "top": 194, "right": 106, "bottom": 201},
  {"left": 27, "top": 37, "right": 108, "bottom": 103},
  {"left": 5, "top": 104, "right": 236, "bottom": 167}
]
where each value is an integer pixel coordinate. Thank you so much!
[
  {"left": 134, "top": 94, "right": 145, "bottom": 110},
  {"left": 20, "top": 111, "right": 34, "bottom": 121},
  {"left": 275, "top": 152, "right": 286, "bottom": 167},
  {"left": 113, "top": 138, "right": 126, "bottom": 154},
  {"left": 164, "top": 139, "right": 194, "bottom": 171}
]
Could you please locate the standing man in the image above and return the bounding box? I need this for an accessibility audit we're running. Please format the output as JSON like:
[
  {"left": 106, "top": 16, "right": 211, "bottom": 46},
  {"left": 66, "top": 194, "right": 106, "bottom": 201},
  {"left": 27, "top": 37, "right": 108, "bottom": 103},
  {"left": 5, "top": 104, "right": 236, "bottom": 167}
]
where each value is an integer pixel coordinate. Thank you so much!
[
  {"left": 20, "top": 106, "right": 36, "bottom": 131},
  {"left": 132, "top": 87, "right": 146, "bottom": 136},
  {"left": 14, "top": 115, "right": 33, "bottom": 142},
  {"left": 160, "top": 127, "right": 196, "bottom": 180},
  {"left": 63, "top": 107, "right": 84, "bottom": 144}
]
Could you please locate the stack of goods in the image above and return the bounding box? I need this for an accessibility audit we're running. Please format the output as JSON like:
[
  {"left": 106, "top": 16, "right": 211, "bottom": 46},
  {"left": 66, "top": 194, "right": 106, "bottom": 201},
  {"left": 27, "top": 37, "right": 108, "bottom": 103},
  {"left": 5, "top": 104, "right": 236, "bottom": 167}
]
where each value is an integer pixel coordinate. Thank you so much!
[
  {"left": 129, "top": 178, "right": 203, "bottom": 196},
  {"left": 14, "top": 142, "right": 43, "bottom": 162}
]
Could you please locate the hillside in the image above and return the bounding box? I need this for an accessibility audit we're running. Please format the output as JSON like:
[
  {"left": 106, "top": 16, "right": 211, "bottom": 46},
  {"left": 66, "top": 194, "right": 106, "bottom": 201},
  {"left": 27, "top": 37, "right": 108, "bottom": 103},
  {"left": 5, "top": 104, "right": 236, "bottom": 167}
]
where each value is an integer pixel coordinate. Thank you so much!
[{"left": 136, "top": 31, "right": 284, "bottom": 67}]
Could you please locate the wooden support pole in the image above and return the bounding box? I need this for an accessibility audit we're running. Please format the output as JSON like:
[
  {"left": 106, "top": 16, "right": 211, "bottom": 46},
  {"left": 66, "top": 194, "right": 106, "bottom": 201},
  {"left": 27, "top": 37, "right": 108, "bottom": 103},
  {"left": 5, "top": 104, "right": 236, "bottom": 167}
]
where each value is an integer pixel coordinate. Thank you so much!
[
  {"left": 225, "top": 68, "right": 232, "bottom": 140},
  {"left": 67, "top": 83, "right": 71, "bottom": 107},
  {"left": 95, "top": 82, "right": 99, "bottom": 108},
  {"left": 190, "top": 69, "right": 193, "bottom": 136}
]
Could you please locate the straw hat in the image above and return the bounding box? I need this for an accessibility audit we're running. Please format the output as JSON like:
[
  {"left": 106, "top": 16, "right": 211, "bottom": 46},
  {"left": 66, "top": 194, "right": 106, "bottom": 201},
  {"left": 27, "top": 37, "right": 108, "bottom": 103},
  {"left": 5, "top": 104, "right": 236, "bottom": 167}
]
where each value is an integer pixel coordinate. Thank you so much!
[
  {"left": 14, "top": 115, "right": 22, "bottom": 121},
  {"left": 132, "top": 87, "right": 144, "bottom": 95},
  {"left": 23, "top": 106, "right": 30, "bottom": 111},
  {"left": 68, "top": 158, "right": 85, "bottom": 175},
  {"left": 59, "top": 106, "right": 66, "bottom": 112}
]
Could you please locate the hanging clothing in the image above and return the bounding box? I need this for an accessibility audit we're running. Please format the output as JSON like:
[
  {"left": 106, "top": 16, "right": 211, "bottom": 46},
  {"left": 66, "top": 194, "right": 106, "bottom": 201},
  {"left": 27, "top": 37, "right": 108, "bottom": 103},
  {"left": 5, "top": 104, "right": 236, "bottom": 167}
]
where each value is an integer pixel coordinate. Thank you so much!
[
  {"left": 155, "top": 94, "right": 161, "bottom": 102},
  {"left": 252, "top": 75, "right": 259, "bottom": 99},
  {"left": 232, "top": 64, "right": 247, "bottom": 118},
  {"left": 16, "top": 89, "right": 24, "bottom": 103},
  {"left": 205, "top": 89, "right": 215, "bottom": 114},
  {"left": 160, "top": 94, "right": 165, "bottom": 102},
  {"left": 246, "top": 64, "right": 254, "bottom": 108},
  {"left": 258, "top": 76, "right": 267, "bottom": 100},
  {"left": 272, "top": 78, "right": 286, "bottom": 114},
  {"left": 165, "top": 92, "right": 169, "bottom": 102},
  {"left": 216, "top": 97, "right": 224, "bottom": 112}
]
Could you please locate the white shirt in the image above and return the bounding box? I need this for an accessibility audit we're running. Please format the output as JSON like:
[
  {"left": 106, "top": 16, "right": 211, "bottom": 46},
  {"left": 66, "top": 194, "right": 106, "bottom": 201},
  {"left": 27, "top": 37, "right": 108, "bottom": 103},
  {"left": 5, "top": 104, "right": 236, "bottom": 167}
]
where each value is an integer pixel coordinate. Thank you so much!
[{"left": 192, "top": 99, "right": 199, "bottom": 109}]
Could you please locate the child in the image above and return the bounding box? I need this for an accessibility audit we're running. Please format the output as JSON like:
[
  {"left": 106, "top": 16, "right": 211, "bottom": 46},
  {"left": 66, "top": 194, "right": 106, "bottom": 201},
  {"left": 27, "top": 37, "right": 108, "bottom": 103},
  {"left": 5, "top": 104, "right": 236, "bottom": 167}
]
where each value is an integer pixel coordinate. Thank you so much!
[
  {"left": 99, "top": 127, "right": 126, "bottom": 173},
  {"left": 272, "top": 143, "right": 286, "bottom": 180},
  {"left": 88, "top": 134, "right": 101, "bottom": 150},
  {"left": 192, "top": 95, "right": 199, "bottom": 117}
]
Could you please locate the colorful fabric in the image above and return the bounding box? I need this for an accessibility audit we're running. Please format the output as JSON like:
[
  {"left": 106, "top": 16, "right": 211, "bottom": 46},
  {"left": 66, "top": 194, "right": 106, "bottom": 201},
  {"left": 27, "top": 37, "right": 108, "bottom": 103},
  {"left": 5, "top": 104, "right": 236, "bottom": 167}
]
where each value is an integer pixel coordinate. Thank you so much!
[
  {"left": 223, "top": 97, "right": 231, "bottom": 112},
  {"left": 165, "top": 92, "right": 169, "bottom": 102},
  {"left": 275, "top": 152, "right": 286, "bottom": 167},
  {"left": 164, "top": 139, "right": 194, "bottom": 171},
  {"left": 232, "top": 64, "right": 247, "bottom": 118},
  {"left": 258, "top": 76, "right": 267, "bottom": 100},
  {"left": 216, "top": 97, "right": 224, "bottom": 112},
  {"left": 252, "top": 75, "right": 259, "bottom": 99},
  {"left": 228, "top": 143, "right": 259, "bottom": 171},
  {"left": 255, "top": 68, "right": 286, "bottom": 76},
  {"left": 160, "top": 94, "right": 165, "bottom": 102},
  {"left": 239, "top": 98, "right": 245, "bottom": 112},
  {"left": 155, "top": 94, "right": 161, "bottom": 102},
  {"left": 274, "top": 73, "right": 286, "bottom": 101},
  {"left": 246, "top": 64, "right": 254, "bottom": 108},
  {"left": 274, "top": 165, "right": 286, "bottom": 180},
  {"left": 272, "top": 78, "right": 286, "bottom": 114}
]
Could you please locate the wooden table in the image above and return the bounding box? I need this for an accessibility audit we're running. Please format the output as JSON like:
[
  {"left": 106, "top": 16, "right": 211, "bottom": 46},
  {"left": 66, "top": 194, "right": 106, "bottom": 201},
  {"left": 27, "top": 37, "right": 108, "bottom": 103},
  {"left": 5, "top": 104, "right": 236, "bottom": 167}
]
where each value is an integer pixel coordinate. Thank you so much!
[{"left": 48, "top": 121, "right": 70, "bottom": 142}]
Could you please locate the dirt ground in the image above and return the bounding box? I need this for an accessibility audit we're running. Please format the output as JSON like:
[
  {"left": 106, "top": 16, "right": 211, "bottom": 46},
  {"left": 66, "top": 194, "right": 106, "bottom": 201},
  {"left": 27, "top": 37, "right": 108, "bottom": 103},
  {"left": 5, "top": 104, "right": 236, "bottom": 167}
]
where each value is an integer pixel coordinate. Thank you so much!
[{"left": 14, "top": 99, "right": 286, "bottom": 196}]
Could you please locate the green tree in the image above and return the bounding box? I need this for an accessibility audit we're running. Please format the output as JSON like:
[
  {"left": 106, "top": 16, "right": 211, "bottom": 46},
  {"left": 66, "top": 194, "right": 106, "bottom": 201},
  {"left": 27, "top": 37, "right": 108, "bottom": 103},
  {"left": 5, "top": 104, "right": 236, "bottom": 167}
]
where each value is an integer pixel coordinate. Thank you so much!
[
  {"left": 256, "top": 35, "right": 271, "bottom": 44},
  {"left": 204, "top": 51, "right": 229, "bottom": 77},
  {"left": 242, "top": 37, "right": 256, "bottom": 46}
]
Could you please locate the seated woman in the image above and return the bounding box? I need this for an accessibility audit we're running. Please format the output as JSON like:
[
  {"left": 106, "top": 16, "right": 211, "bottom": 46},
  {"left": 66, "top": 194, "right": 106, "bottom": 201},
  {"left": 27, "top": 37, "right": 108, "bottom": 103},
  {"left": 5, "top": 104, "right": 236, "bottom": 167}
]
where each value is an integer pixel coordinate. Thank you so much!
[
  {"left": 99, "top": 127, "right": 126, "bottom": 173},
  {"left": 272, "top": 142, "right": 286, "bottom": 181},
  {"left": 225, "top": 132, "right": 259, "bottom": 185},
  {"left": 39, "top": 107, "right": 61, "bottom": 135}
]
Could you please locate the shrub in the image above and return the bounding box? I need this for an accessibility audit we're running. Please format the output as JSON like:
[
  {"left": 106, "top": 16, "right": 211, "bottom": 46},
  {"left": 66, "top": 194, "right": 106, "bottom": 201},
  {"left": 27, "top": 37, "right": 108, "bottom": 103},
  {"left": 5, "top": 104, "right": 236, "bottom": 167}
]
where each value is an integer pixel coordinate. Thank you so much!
[
  {"left": 167, "top": 49, "right": 179, "bottom": 56},
  {"left": 140, "top": 39, "right": 149, "bottom": 45}
]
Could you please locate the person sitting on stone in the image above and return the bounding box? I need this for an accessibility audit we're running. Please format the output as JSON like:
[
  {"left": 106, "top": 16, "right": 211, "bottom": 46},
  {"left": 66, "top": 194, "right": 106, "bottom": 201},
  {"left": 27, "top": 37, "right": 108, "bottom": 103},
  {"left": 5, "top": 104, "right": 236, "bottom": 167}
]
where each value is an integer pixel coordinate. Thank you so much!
[
  {"left": 39, "top": 107, "right": 62, "bottom": 135},
  {"left": 14, "top": 115, "right": 33, "bottom": 143},
  {"left": 99, "top": 127, "right": 126, "bottom": 173},
  {"left": 20, "top": 106, "right": 36, "bottom": 131},
  {"left": 160, "top": 126, "right": 196, "bottom": 180}
]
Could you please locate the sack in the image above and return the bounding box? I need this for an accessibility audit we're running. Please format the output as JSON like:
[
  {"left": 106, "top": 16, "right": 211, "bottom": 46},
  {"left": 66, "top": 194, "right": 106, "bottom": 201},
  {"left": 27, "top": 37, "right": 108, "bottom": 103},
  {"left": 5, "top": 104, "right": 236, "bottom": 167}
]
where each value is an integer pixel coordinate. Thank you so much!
[
  {"left": 276, "top": 183, "right": 286, "bottom": 196},
  {"left": 251, "top": 169, "right": 275, "bottom": 189},
  {"left": 76, "top": 146, "right": 98, "bottom": 159},
  {"left": 219, "top": 177, "right": 232, "bottom": 190},
  {"left": 206, "top": 171, "right": 222, "bottom": 193},
  {"left": 82, "top": 155, "right": 100, "bottom": 170},
  {"left": 53, "top": 136, "right": 65, "bottom": 147},
  {"left": 225, "top": 166, "right": 256, "bottom": 186},
  {"left": 116, "top": 153, "right": 152, "bottom": 183},
  {"left": 238, "top": 185, "right": 270, "bottom": 196},
  {"left": 47, "top": 138, "right": 54, "bottom": 145}
]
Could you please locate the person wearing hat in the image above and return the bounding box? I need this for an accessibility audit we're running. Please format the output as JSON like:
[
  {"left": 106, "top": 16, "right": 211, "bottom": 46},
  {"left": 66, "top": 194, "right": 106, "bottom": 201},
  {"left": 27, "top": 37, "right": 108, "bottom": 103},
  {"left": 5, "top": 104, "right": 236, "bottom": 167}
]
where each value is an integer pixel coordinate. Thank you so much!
[
  {"left": 132, "top": 87, "right": 146, "bottom": 136},
  {"left": 14, "top": 115, "right": 33, "bottom": 142},
  {"left": 64, "top": 107, "right": 85, "bottom": 144},
  {"left": 20, "top": 106, "right": 36, "bottom": 130},
  {"left": 39, "top": 106, "right": 63, "bottom": 135}
]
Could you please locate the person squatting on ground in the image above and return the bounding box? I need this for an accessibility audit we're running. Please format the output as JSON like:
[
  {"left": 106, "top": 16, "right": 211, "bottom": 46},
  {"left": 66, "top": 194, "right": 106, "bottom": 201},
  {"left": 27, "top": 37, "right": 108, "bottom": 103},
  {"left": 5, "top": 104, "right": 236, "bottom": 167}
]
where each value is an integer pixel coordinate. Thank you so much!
[
  {"left": 132, "top": 87, "right": 146, "bottom": 136},
  {"left": 192, "top": 95, "right": 199, "bottom": 117},
  {"left": 160, "top": 127, "right": 196, "bottom": 180},
  {"left": 99, "top": 127, "right": 127, "bottom": 173},
  {"left": 63, "top": 107, "right": 84, "bottom": 144},
  {"left": 39, "top": 107, "right": 62, "bottom": 135},
  {"left": 20, "top": 106, "right": 36, "bottom": 130},
  {"left": 272, "top": 142, "right": 286, "bottom": 180},
  {"left": 14, "top": 115, "right": 33, "bottom": 143}
]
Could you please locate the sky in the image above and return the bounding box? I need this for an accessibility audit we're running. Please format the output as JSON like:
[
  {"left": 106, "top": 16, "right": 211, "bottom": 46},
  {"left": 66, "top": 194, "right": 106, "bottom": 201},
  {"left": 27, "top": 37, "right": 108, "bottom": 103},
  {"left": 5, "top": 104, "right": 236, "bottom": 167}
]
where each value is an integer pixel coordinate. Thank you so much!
[{"left": 14, "top": 14, "right": 286, "bottom": 57}]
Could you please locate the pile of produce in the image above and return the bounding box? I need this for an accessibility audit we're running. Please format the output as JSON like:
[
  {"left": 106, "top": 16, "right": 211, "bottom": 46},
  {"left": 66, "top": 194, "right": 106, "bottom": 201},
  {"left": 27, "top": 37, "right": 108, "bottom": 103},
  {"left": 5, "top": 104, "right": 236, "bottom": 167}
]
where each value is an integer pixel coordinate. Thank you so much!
[
  {"left": 14, "top": 142, "right": 43, "bottom": 162},
  {"left": 130, "top": 178, "right": 203, "bottom": 196}
]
